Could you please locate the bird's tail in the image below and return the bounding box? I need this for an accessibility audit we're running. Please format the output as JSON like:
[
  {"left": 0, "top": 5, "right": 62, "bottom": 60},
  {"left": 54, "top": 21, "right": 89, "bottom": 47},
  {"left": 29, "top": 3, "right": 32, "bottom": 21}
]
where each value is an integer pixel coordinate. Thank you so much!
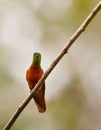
[
  {"left": 33, "top": 95, "right": 46, "bottom": 113},
  {"left": 33, "top": 84, "right": 46, "bottom": 113}
]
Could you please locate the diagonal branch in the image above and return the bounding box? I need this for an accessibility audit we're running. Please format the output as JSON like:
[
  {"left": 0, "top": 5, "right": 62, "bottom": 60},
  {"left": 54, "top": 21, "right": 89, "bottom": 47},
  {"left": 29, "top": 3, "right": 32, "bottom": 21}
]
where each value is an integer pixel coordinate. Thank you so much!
[{"left": 3, "top": 1, "right": 101, "bottom": 130}]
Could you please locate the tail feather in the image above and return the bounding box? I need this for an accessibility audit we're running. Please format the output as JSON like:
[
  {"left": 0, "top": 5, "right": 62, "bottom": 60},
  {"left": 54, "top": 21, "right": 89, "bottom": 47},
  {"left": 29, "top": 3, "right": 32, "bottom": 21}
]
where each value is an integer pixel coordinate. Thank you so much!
[
  {"left": 33, "top": 84, "right": 46, "bottom": 113},
  {"left": 33, "top": 95, "right": 46, "bottom": 113}
]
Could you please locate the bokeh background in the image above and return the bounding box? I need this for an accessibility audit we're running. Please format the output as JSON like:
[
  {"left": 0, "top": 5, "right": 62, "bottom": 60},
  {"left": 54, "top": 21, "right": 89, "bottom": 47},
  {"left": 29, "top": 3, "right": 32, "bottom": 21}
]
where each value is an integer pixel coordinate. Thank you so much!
[{"left": 0, "top": 0, "right": 101, "bottom": 130}]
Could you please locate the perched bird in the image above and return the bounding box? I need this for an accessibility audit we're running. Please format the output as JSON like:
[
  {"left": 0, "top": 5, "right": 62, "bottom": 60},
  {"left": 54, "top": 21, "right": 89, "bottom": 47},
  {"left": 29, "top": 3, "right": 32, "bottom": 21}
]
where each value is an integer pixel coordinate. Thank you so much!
[{"left": 26, "top": 52, "right": 46, "bottom": 113}]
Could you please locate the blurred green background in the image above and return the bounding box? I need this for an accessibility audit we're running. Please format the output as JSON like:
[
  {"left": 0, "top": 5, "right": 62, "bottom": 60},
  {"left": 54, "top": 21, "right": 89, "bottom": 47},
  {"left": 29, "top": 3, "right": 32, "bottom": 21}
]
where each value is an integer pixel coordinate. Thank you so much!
[{"left": 0, "top": 0, "right": 101, "bottom": 130}]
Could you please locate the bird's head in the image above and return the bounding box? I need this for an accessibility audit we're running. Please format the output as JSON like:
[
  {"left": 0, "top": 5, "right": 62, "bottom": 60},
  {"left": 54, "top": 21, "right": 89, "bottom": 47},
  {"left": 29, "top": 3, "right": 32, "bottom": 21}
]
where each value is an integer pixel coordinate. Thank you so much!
[{"left": 32, "top": 52, "right": 41, "bottom": 66}]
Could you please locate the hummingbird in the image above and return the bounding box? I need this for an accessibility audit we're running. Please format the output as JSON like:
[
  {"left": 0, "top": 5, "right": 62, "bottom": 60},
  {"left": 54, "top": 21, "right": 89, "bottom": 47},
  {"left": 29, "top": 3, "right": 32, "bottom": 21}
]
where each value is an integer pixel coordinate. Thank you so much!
[{"left": 26, "top": 52, "right": 46, "bottom": 113}]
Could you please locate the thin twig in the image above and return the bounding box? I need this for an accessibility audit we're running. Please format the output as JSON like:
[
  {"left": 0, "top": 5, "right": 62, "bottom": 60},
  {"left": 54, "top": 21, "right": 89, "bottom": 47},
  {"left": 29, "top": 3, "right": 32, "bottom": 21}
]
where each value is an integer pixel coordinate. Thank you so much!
[{"left": 3, "top": 1, "right": 101, "bottom": 130}]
